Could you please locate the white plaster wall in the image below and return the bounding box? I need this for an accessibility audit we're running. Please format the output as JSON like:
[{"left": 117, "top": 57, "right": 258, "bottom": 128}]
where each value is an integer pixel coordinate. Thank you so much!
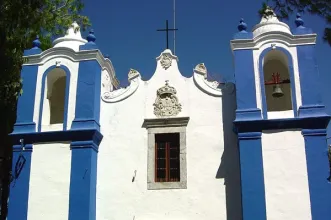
[
  {"left": 28, "top": 142, "right": 71, "bottom": 220},
  {"left": 32, "top": 57, "right": 79, "bottom": 131},
  {"left": 262, "top": 130, "right": 311, "bottom": 220},
  {"left": 253, "top": 43, "right": 302, "bottom": 118},
  {"left": 97, "top": 54, "right": 239, "bottom": 219}
]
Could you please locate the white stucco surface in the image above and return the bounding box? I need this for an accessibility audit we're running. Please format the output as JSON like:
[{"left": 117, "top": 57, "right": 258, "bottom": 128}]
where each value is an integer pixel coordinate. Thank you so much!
[
  {"left": 262, "top": 130, "right": 311, "bottom": 220},
  {"left": 253, "top": 42, "right": 302, "bottom": 119},
  {"left": 33, "top": 57, "right": 79, "bottom": 131},
  {"left": 28, "top": 143, "right": 71, "bottom": 220},
  {"left": 96, "top": 50, "right": 239, "bottom": 219}
]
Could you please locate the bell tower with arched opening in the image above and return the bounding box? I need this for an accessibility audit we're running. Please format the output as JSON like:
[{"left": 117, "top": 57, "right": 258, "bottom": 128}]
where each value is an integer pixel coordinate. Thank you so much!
[
  {"left": 7, "top": 23, "right": 119, "bottom": 220},
  {"left": 231, "top": 9, "right": 331, "bottom": 220}
]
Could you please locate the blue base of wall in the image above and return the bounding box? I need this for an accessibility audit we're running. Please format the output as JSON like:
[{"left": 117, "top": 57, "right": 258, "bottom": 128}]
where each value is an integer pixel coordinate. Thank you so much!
[
  {"left": 235, "top": 108, "right": 262, "bottom": 121},
  {"left": 298, "top": 104, "right": 328, "bottom": 118},
  {"left": 13, "top": 122, "right": 36, "bottom": 133},
  {"left": 234, "top": 115, "right": 330, "bottom": 133},
  {"left": 10, "top": 129, "right": 103, "bottom": 148},
  {"left": 71, "top": 119, "right": 101, "bottom": 131}
]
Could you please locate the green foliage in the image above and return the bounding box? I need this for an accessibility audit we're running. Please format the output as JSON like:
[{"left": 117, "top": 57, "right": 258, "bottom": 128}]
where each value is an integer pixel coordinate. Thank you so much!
[
  {"left": 0, "top": 0, "right": 90, "bottom": 218},
  {"left": 259, "top": 0, "right": 331, "bottom": 45}
]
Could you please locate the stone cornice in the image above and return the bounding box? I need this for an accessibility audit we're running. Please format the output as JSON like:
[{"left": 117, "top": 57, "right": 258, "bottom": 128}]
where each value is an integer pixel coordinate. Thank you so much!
[
  {"left": 143, "top": 117, "right": 190, "bottom": 129},
  {"left": 230, "top": 31, "right": 316, "bottom": 51},
  {"left": 23, "top": 47, "right": 119, "bottom": 88}
]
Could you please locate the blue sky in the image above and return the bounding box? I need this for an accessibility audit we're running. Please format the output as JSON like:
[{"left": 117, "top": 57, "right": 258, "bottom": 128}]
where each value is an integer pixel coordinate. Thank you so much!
[{"left": 81, "top": 0, "right": 331, "bottom": 138}]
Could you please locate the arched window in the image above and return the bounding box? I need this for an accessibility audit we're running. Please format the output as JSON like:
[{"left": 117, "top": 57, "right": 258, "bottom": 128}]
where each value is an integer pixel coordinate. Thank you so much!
[
  {"left": 49, "top": 76, "right": 66, "bottom": 124},
  {"left": 263, "top": 50, "right": 293, "bottom": 116},
  {"left": 44, "top": 68, "right": 67, "bottom": 125}
]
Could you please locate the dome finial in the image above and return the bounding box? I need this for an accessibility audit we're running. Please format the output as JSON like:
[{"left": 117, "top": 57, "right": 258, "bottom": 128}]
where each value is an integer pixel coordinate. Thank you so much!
[
  {"left": 32, "top": 35, "right": 41, "bottom": 49},
  {"left": 238, "top": 18, "right": 247, "bottom": 32},
  {"left": 295, "top": 13, "right": 304, "bottom": 27},
  {"left": 87, "top": 29, "right": 96, "bottom": 44}
]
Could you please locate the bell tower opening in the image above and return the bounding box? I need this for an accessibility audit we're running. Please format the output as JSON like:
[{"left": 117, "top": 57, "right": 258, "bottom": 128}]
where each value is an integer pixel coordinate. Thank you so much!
[
  {"left": 45, "top": 68, "right": 67, "bottom": 125},
  {"left": 263, "top": 50, "right": 293, "bottom": 117}
]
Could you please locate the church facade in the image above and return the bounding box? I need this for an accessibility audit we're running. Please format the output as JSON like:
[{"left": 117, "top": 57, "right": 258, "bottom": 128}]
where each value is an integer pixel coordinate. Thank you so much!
[{"left": 7, "top": 9, "right": 331, "bottom": 220}]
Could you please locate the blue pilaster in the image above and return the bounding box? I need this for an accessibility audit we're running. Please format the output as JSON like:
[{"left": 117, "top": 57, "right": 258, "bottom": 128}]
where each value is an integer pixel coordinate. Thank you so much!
[
  {"left": 71, "top": 60, "right": 101, "bottom": 130},
  {"left": 302, "top": 129, "right": 331, "bottom": 220},
  {"left": 71, "top": 31, "right": 101, "bottom": 131},
  {"left": 7, "top": 144, "right": 33, "bottom": 220},
  {"left": 14, "top": 36, "right": 42, "bottom": 133},
  {"left": 293, "top": 13, "right": 327, "bottom": 117},
  {"left": 297, "top": 44, "right": 326, "bottom": 117},
  {"left": 232, "top": 18, "right": 261, "bottom": 121},
  {"left": 238, "top": 132, "right": 266, "bottom": 220},
  {"left": 68, "top": 141, "right": 99, "bottom": 220},
  {"left": 233, "top": 50, "right": 261, "bottom": 121},
  {"left": 14, "top": 65, "right": 38, "bottom": 133}
]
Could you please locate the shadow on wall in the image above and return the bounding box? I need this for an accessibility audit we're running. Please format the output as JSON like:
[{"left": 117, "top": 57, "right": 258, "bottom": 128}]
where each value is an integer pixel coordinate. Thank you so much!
[{"left": 216, "top": 88, "right": 242, "bottom": 220}]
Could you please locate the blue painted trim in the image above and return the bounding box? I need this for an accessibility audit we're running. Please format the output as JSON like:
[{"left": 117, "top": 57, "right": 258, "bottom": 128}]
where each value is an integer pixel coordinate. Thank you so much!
[
  {"left": 7, "top": 144, "right": 33, "bottom": 220},
  {"left": 302, "top": 129, "right": 331, "bottom": 220},
  {"left": 233, "top": 32, "right": 253, "bottom": 40},
  {"left": 13, "top": 65, "right": 39, "bottom": 133},
  {"left": 13, "top": 122, "right": 36, "bottom": 133},
  {"left": 9, "top": 129, "right": 103, "bottom": 148},
  {"left": 233, "top": 49, "right": 258, "bottom": 111},
  {"left": 296, "top": 44, "right": 326, "bottom": 118},
  {"left": 68, "top": 142, "right": 98, "bottom": 220},
  {"left": 71, "top": 60, "right": 101, "bottom": 131},
  {"left": 298, "top": 104, "right": 328, "bottom": 118},
  {"left": 258, "top": 47, "right": 298, "bottom": 119},
  {"left": 38, "top": 65, "right": 71, "bottom": 132},
  {"left": 23, "top": 48, "right": 42, "bottom": 56},
  {"left": 238, "top": 132, "right": 266, "bottom": 220},
  {"left": 293, "top": 26, "right": 313, "bottom": 35},
  {"left": 235, "top": 108, "right": 262, "bottom": 121},
  {"left": 80, "top": 43, "right": 98, "bottom": 50},
  {"left": 234, "top": 115, "right": 330, "bottom": 133}
]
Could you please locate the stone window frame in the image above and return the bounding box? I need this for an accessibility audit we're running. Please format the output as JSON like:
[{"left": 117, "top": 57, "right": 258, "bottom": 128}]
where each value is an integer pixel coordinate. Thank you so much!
[{"left": 143, "top": 117, "right": 189, "bottom": 190}]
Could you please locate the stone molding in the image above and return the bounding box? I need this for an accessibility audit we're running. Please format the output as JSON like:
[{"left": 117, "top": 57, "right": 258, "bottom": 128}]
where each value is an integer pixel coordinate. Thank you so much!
[
  {"left": 143, "top": 117, "right": 189, "bottom": 190},
  {"left": 22, "top": 47, "right": 119, "bottom": 88},
  {"left": 231, "top": 32, "right": 316, "bottom": 51}
]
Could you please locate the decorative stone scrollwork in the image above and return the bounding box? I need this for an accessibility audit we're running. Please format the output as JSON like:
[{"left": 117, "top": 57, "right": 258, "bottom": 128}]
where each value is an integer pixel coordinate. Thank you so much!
[
  {"left": 128, "top": 68, "right": 140, "bottom": 81},
  {"left": 160, "top": 53, "right": 172, "bottom": 70},
  {"left": 194, "top": 63, "right": 207, "bottom": 76},
  {"left": 55, "top": 60, "right": 61, "bottom": 67},
  {"left": 193, "top": 63, "right": 235, "bottom": 96},
  {"left": 101, "top": 69, "right": 141, "bottom": 103},
  {"left": 153, "top": 81, "right": 182, "bottom": 117}
]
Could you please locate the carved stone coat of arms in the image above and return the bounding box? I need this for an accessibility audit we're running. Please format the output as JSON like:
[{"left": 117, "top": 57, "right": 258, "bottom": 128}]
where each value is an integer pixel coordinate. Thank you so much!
[{"left": 153, "top": 81, "right": 182, "bottom": 117}]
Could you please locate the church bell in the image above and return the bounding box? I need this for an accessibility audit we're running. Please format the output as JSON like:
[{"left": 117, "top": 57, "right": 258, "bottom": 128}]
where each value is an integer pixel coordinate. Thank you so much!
[{"left": 272, "top": 84, "right": 284, "bottom": 98}]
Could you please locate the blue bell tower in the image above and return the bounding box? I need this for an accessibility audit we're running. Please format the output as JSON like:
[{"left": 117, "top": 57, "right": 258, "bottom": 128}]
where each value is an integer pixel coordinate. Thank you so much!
[
  {"left": 7, "top": 23, "right": 117, "bottom": 220},
  {"left": 231, "top": 10, "right": 331, "bottom": 220}
]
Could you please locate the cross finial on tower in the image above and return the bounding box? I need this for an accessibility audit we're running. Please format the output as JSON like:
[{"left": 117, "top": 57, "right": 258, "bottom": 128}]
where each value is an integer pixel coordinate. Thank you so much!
[{"left": 157, "top": 20, "right": 178, "bottom": 50}]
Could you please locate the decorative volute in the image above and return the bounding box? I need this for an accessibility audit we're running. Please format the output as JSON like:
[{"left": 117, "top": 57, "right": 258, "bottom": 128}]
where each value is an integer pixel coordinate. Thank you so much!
[
  {"left": 53, "top": 22, "right": 87, "bottom": 51},
  {"left": 252, "top": 7, "right": 291, "bottom": 38}
]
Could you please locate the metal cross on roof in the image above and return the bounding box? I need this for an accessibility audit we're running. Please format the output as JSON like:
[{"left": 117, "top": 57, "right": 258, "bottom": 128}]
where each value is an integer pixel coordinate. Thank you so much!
[{"left": 157, "top": 20, "right": 178, "bottom": 50}]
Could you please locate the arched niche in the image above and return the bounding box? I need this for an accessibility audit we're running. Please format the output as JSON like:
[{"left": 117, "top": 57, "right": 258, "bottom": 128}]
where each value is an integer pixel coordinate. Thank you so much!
[
  {"left": 39, "top": 66, "right": 70, "bottom": 131},
  {"left": 262, "top": 50, "right": 293, "bottom": 117},
  {"left": 48, "top": 73, "right": 66, "bottom": 124}
]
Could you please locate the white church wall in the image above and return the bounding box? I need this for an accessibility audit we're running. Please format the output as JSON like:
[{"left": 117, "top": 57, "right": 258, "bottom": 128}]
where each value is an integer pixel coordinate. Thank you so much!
[
  {"left": 33, "top": 57, "right": 79, "bottom": 131},
  {"left": 96, "top": 52, "right": 238, "bottom": 219},
  {"left": 27, "top": 142, "right": 71, "bottom": 220},
  {"left": 261, "top": 130, "right": 311, "bottom": 220},
  {"left": 253, "top": 42, "right": 302, "bottom": 119}
]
